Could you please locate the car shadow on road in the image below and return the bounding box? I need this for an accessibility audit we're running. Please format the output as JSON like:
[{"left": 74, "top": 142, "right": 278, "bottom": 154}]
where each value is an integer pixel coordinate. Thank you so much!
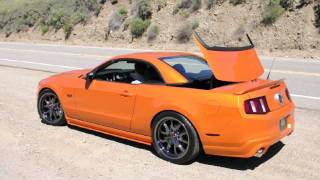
[
  {"left": 197, "top": 141, "right": 285, "bottom": 170},
  {"left": 67, "top": 125, "right": 151, "bottom": 151},
  {"left": 67, "top": 125, "right": 284, "bottom": 170}
]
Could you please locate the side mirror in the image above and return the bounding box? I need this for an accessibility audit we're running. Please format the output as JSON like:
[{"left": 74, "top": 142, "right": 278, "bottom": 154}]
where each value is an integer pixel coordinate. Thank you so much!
[
  {"left": 85, "top": 72, "right": 95, "bottom": 89},
  {"left": 86, "top": 72, "right": 95, "bottom": 80}
]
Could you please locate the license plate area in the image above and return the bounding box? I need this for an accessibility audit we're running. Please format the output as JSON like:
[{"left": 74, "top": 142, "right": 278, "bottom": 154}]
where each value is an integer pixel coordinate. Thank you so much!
[{"left": 280, "top": 117, "right": 288, "bottom": 131}]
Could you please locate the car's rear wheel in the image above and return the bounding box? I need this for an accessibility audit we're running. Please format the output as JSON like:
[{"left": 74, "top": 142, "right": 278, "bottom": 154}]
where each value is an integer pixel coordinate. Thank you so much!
[
  {"left": 37, "top": 89, "right": 66, "bottom": 126},
  {"left": 152, "top": 112, "right": 200, "bottom": 164}
]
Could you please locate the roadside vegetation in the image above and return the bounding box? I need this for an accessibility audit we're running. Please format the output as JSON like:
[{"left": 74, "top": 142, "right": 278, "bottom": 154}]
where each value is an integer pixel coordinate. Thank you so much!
[
  {"left": 315, "top": 3, "right": 320, "bottom": 31},
  {"left": 0, "top": 0, "right": 103, "bottom": 39},
  {"left": 0, "top": 0, "right": 319, "bottom": 45},
  {"left": 261, "top": 0, "right": 285, "bottom": 25},
  {"left": 176, "top": 20, "right": 199, "bottom": 43}
]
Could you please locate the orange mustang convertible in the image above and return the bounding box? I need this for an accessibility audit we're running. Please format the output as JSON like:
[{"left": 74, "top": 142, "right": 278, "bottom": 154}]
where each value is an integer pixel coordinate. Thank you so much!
[{"left": 37, "top": 33, "right": 294, "bottom": 164}]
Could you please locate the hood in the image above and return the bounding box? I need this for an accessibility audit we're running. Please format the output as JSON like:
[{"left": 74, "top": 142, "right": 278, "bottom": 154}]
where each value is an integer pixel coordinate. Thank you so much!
[
  {"left": 193, "top": 32, "right": 264, "bottom": 82},
  {"left": 53, "top": 69, "right": 91, "bottom": 78}
]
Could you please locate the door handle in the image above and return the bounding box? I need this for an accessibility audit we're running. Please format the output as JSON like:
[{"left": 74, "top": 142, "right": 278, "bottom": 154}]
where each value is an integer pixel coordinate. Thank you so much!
[{"left": 120, "top": 90, "right": 132, "bottom": 97}]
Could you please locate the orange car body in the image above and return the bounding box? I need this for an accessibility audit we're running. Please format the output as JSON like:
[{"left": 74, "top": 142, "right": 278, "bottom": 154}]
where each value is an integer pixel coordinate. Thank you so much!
[{"left": 38, "top": 49, "right": 295, "bottom": 158}]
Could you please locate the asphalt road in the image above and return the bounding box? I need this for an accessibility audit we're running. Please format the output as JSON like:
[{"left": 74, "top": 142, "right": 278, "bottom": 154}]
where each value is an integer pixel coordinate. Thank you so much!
[{"left": 0, "top": 41, "right": 319, "bottom": 111}]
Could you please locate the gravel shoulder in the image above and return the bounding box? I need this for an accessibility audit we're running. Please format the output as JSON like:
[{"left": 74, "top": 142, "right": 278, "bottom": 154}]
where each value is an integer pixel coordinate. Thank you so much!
[{"left": 0, "top": 66, "right": 319, "bottom": 179}]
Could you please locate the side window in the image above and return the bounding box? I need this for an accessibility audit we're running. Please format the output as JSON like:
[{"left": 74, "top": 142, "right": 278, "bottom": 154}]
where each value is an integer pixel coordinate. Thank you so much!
[
  {"left": 162, "top": 56, "right": 212, "bottom": 80},
  {"left": 95, "top": 60, "right": 164, "bottom": 84}
]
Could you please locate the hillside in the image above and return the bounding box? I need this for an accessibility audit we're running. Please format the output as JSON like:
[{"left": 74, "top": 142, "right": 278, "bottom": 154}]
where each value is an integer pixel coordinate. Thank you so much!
[{"left": 0, "top": 0, "right": 320, "bottom": 59}]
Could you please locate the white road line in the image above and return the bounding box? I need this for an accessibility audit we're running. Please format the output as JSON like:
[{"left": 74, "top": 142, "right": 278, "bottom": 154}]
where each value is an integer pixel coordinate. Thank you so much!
[
  {"left": 1, "top": 58, "right": 320, "bottom": 101},
  {"left": 291, "top": 94, "right": 320, "bottom": 101},
  {"left": 0, "top": 47, "right": 107, "bottom": 58},
  {"left": 0, "top": 58, "right": 81, "bottom": 70},
  {"left": 264, "top": 69, "right": 320, "bottom": 77},
  {"left": 1, "top": 41, "right": 320, "bottom": 63}
]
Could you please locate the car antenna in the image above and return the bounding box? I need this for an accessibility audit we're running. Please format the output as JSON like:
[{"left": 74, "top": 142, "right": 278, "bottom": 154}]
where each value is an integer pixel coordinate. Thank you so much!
[
  {"left": 246, "top": 34, "right": 254, "bottom": 47},
  {"left": 267, "top": 58, "right": 276, "bottom": 80}
]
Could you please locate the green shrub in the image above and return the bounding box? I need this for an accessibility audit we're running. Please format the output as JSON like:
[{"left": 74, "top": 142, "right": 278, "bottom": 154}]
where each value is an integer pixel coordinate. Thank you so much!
[
  {"left": 155, "top": 0, "right": 167, "bottom": 12},
  {"left": 131, "top": 0, "right": 152, "bottom": 20},
  {"left": 296, "top": 0, "right": 312, "bottom": 8},
  {"left": 147, "top": 24, "right": 159, "bottom": 41},
  {"left": 174, "top": 0, "right": 202, "bottom": 14},
  {"left": 111, "top": 0, "right": 118, "bottom": 5},
  {"left": 191, "top": 0, "right": 202, "bottom": 12},
  {"left": 63, "top": 21, "right": 73, "bottom": 39},
  {"left": 118, "top": 6, "right": 128, "bottom": 17},
  {"left": 314, "top": 4, "right": 320, "bottom": 29},
  {"left": 280, "top": 0, "right": 312, "bottom": 10},
  {"left": 130, "top": 17, "right": 150, "bottom": 37},
  {"left": 108, "top": 7, "right": 128, "bottom": 31},
  {"left": 179, "top": 10, "right": 191, "bottom": 19},
  {"left": 40, "top": 24, "right": 49, "bottom": 35},
  {"left": 0, "top": 0, "right": 102, "bottom": 39},
  {"left": 203, "top": 0, "right": 215, "bottom": 9},
  {"left": 176, "top": 21, "right": 197, "bottom": 43},
  {"left": 230, "top": 0, "right": 245, "bottom": 5},
  {"left": 192, "top": 20, "right": 199, "bottom": 30},
  {"left": 279, "top": 0, "right": 295, "bottom": 9},
  {"left": 261, "top": 0, "right": 285, "bottom": 25}
]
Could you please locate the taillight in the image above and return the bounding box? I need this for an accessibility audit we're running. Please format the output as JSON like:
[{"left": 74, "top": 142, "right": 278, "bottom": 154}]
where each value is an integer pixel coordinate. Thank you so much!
[
  {"left": 244, "top": 96, "right": 270, "bottom": 114},
  {"left": 285, "top": 88, "right": 291, "bottom": 101}
]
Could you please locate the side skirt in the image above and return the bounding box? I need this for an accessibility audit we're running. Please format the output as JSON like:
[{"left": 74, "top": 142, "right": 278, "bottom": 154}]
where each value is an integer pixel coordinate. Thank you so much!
[{"left": 67, "top": 117, "right": 152, "bottom": 146}]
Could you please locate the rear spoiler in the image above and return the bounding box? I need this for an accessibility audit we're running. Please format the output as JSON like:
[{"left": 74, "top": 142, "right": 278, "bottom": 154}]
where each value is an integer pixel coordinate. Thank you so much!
[{"left": 234, "top": 79, "right": 284, "bottom": 95}]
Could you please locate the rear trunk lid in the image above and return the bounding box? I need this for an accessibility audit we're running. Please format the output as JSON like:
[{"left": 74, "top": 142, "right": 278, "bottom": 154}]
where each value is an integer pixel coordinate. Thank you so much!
[{"left": 193, "top": 32, "right": 264, "bottom": 82}]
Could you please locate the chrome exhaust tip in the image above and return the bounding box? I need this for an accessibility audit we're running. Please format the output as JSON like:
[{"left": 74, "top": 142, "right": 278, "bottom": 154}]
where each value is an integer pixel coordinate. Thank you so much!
[{"left": 255, "top": 148, "right": 265, "bottom": 158}]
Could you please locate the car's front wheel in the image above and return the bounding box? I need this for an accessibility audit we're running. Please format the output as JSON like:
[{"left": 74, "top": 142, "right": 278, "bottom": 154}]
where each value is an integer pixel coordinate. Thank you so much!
[
  {"left": 152, "top": 112, "right": 200, "bottom": 164},
  {"left": 37, "top": 89, "right": 66, "bottom": 126}
]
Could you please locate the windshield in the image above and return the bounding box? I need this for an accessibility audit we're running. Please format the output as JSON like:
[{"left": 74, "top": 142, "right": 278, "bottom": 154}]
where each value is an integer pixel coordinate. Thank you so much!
[{"left": 161, "top": 56, "right": 212, "bottom": 80}]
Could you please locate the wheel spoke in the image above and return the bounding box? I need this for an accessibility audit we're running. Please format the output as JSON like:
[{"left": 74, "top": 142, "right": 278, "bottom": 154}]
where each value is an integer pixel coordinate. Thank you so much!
[
  {"left": 173, "top": 145, "right": 178, "bottom": 155},
  {"left": 179, "top": 132, "right": 187, "bottom": 137},
  {"left": 177, "top": 144, "right": 185, "bottom": 152},
  {"left": 166, "top": 142, "right": 172, "bottom": 150},
  {"left": 49, "top": 109, "right": 53, "bottom": 121},
  {"left": 173, "top": 123, "right": 181, "bottom": 131},
  {"left": 158, "top": 139, "right": 167, "bottom": 143},
  {"left": 161, "top": 123, "right": 170, "bottom": 135},
  {"left": 178, "top": 138, "right": 188, "bottom": 144}
]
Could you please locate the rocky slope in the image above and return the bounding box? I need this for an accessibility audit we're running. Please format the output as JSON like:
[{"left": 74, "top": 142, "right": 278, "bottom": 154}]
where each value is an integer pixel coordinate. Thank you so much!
[{"left": 1, "top": 0, "right": 320, "bottom": 59}]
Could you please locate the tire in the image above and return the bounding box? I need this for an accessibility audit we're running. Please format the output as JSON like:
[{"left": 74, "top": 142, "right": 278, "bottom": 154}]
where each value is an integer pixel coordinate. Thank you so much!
[
  {"left": 37, "top": 89, "right": 66, "bottom": 126},
  {"left": 152, "top": 111, "right": 200, "bottom": 164}
]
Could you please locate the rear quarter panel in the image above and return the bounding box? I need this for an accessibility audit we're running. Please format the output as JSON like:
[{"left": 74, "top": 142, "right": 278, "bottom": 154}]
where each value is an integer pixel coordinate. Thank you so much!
[{"left": 130, "top": 84, "right": 239, "bottom": 142}]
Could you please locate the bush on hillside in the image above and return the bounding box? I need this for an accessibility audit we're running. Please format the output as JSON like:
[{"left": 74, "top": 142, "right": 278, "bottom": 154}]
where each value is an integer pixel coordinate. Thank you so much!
[
  {"left": 131, "top": 0, "right": 152, "bottom": 20},
  {"left": 155, "top": 0, "right": 167, "bottom": 12},
  {"left": 314, "top": 4, "right": 320, "bottom": 30},
  {"left": 130, "top": 17, "right": 150, "bottom": 37},
  {"left": 176, "top": 20, "right": 199, "bottom": 43},
  {"left": 230, "top": 0, "right": 246, "bottom": 5},
  {"left": 108, "top": 6, "right": 128, "bottom": 32},
  {"left": 280, "top": 0, "right": 311, "bottom": 10},
  {"left": 296, "top": 0, "right": 312, "bottom": 8},
  {"left": 0, "top": 0, "right": 103, "bottom": 39},
  {"left": 173, "top": 0, "right": 202, "bottom": 14},
  {"left": 261, "top": 0, "right": 285, "bottom": 25},
  {"left": 203, "top": 0, "right": 215, "bottom": 9},
  {"left": 147, "top": 24, "right": 159, "bottom": 41}
]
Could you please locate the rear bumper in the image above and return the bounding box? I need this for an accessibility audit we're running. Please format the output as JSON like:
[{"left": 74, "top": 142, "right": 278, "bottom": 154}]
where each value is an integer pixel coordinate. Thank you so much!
[{"left": 202, "top": 103, "right": 295, "bottom": 158}]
